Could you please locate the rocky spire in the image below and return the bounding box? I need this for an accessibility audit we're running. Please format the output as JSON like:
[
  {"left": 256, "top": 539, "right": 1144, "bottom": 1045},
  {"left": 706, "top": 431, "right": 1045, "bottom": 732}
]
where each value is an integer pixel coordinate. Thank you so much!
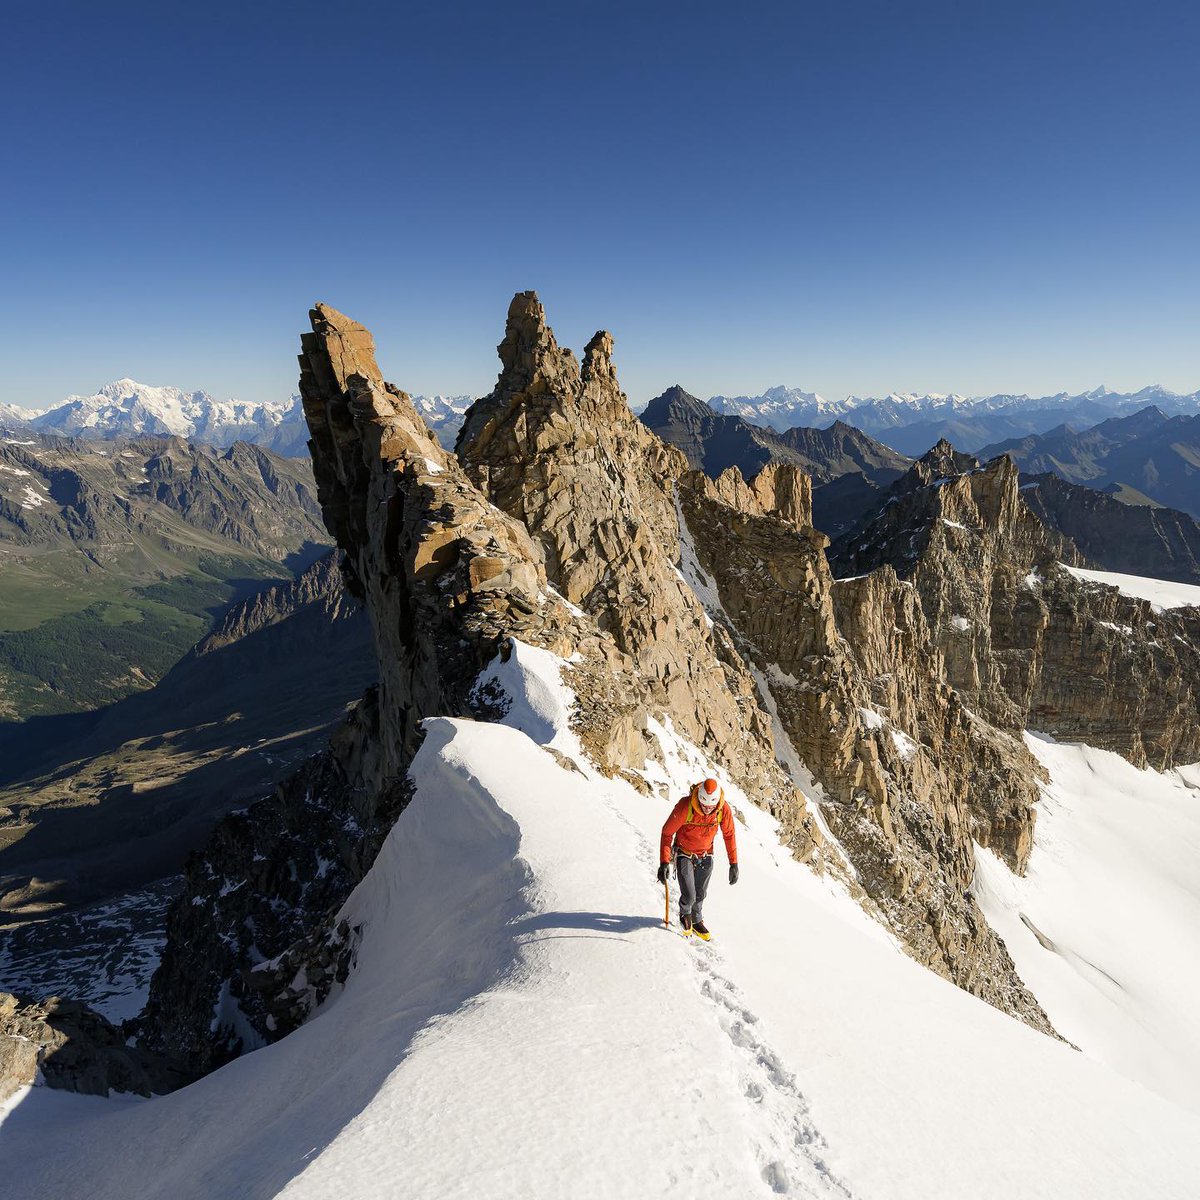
[
  {"left": 455, "top": 291, "right": 581, "bottom": 460},
  {"left": 914, "top": 438, "right": 979, "bottom": 482},
  {"left": 136, "top": 302, "right": 651, "bottom": 1079},
  {"left": 456, "top": 293, "right": 1055, "bottom": 1030},
  {"left": 455, "top": 293, "right": 822, "bottom": 845}
]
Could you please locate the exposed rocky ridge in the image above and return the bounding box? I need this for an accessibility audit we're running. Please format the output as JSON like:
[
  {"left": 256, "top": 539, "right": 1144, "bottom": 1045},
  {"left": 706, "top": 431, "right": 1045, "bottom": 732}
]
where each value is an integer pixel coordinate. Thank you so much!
[
  {"left": 51, "top": 297, "right": 1141, "bottom": 1093},
  {"left": 191, "top": 548, "right": 354, "bottom": 653},
  {"left": 130, "top": 304, "right": 651, "bottom": 1079},
  {"left": 829, "top": 444, "right": 1200, "bottom": 769},
  {"left": 458, "top": 296, "right": 1050, "bottom": 1028},
  {"left": 676, "top": 472, "right": 1049, "bottom": 1022},
  {"left": 639, "top": 385, "right": 909, "bottom": 536},
  {"left": 456, "top": 295, "right": 825, "bottom": 854},
  {"left": 1019, "top": 472, "right": 1200, "bottom": 585}
]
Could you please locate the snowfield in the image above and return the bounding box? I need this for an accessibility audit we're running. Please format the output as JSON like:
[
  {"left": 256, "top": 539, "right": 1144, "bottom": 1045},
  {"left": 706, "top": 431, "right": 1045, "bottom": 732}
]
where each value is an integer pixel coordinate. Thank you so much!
[
  {"left": 974, "top": 733, "right": 1200, "bottom": 1116},
  {"left": 1063, "top": 564, "right": 1200, "bottom": 612},
  {"left": 3, "top": 645, "right": 1199, "bottom": 1198}
]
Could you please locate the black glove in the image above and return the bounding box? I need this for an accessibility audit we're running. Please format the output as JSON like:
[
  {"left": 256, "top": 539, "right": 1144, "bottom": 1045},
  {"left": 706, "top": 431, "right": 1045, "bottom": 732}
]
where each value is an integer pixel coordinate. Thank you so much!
[
  {"left": 656, "top": 862, "right": 670, "bottom": 884},
  {"left": 729, "top": 864, "right": 739, "bottom": 886}
]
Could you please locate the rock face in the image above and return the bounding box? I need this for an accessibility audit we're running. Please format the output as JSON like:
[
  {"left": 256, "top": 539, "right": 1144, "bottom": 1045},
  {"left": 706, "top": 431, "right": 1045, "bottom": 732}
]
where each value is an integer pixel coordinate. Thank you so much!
[
  {"left": 1019, "top": 471, "right": 1200, "bottom": 585},
  {"left": 830, "top": 443, "right": 1200, "bottom": 769},
  {"left": 133, "top": 304, "right": 643, "bottom": 1077},
  {"left": 1, "top": 992, "right": 182, "bottom": 1099},
  {"left": 456, "top": 295, "right": 823, "bottom": 855},
  {"left": 676, "top": 472, "right": 1048, "bottom": 1019},
  {"left": 458, "top": 296, "right": 1050, "bottom": 1027},
  {"left": 122, "top": 296, "right": 1113, "bottom": 1086}
]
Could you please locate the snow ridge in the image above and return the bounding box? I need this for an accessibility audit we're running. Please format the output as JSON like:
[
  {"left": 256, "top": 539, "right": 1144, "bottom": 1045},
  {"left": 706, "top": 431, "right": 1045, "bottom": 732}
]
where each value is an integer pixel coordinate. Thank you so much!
[{"left": 6, "top": 643, "right": 1200, "bottom": 1200}]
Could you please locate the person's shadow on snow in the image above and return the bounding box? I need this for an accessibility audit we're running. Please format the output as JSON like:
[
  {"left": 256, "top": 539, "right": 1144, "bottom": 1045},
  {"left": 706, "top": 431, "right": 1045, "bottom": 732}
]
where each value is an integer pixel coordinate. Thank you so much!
[{"left": 513, "top": 911, "right": 664, "bottom": 941}]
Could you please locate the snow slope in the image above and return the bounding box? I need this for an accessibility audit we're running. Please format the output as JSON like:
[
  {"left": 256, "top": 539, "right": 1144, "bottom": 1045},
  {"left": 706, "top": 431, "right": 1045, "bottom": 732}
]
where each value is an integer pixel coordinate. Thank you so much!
[
  {"left": 974, "top": 733, "right": 1200, "bottom": 1115},
  {"left": 1063, "top": 564, "right": 1200, "bottom": 612},
  {"left": 4, "top": 645, "right": 1199, "bottom": 1199}
]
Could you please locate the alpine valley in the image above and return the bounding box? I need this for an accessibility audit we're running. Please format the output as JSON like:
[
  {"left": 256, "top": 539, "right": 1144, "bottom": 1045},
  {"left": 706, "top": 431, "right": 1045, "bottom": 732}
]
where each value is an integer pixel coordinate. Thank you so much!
[{"left": 1, "top": 297, "right": 1198, "bottom": 1200}]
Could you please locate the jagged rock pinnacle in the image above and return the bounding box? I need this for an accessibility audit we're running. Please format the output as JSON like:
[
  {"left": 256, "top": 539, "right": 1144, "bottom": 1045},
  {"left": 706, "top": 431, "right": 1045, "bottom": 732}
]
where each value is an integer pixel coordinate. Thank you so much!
[
  {"left": 457, "top": 291, "right": 582, "bottom": 455},
  {"left": 304, "top": 303, "right": 384, "bottom": 395},
  {"left": 496, "top": 290, "right": 579, "bottom": 387},
  {"left": 582, "top": 330, "right": 616, "bottom": 382},
  {"left": 916, "top": 438, "right": 978, "bottom": 480}
]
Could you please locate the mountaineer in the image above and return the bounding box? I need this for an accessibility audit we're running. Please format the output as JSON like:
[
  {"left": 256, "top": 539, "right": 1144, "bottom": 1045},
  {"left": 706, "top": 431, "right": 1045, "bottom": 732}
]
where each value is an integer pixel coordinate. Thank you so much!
[{"left": 656, "top": 777, "right": 738, "bottom": 940}]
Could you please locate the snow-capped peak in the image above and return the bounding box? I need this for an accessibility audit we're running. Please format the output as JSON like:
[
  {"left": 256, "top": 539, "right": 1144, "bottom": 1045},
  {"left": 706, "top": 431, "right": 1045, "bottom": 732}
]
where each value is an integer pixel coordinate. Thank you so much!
[
  {"left": 412, "top": 394, "right": 475, "bottom": 419},
  {"left": 34, "top": 379, "right": 290, "bottom": 441},
  {"left": 10, "top": 380, "right": 470, "bottom": 457},
  {"left": 697, "top": 383, "right": 1200, "bottom": 437}
]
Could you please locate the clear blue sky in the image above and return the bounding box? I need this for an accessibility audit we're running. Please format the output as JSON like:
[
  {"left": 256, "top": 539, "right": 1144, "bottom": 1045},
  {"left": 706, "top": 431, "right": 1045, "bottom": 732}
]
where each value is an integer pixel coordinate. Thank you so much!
[{"left": 2, "top": 0, "right": 1197, "bottom": 408}]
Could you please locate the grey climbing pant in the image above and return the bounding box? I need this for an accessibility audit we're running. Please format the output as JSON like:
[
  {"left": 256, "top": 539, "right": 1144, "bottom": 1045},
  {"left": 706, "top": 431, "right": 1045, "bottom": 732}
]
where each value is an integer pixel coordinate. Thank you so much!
[{"left": 675, "top": 852, "right": 714, "bottom": 922}]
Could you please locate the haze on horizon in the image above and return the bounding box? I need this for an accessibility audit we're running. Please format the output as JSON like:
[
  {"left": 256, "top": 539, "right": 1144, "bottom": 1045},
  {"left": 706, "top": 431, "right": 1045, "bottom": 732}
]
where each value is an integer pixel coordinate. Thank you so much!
[{"left": 2, "top": 1, "right": 1196, "bottom": 410}]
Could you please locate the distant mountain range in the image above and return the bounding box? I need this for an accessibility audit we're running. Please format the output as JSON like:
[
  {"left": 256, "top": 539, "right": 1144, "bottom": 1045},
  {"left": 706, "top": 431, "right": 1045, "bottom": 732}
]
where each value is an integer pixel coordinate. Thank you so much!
[
  {"left": 0, "top": 381, "right": 475, "bottom": 456},
  {"left": 640, "top": 385, "right": 910, "bottom": 536},
  {"left": 0, "top": 552, "right": 374, "bottom": 928},
  {"left": 642, "top": 386, "right": 1200, "bottom": 581},
  {"left": 978, "top": 406, "right": 1200, "bottom": 519},
  {"left": 701, "top": 383, "right": 1200, "bottom": 456}
]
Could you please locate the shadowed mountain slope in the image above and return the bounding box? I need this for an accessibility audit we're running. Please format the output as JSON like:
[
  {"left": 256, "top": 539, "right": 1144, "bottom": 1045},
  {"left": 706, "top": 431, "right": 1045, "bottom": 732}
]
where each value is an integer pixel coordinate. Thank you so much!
[
  {"left": 0, "top": 552, "right": 373, "bottom": 926},
  {"left": 978, "top": 407, "right": 1200, "bottom": 518},
  {"left": 1018, "top": 472, "right": 1200, "bottom": 584},
  {"left": 640, "top": 385, "right": 908, "bottom": 536}
]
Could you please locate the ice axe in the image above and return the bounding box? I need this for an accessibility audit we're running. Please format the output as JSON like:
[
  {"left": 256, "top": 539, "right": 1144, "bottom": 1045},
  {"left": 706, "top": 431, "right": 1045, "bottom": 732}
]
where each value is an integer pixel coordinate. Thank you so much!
[{"left": 663, "top": 873, "right": 670, "bottom": 928}]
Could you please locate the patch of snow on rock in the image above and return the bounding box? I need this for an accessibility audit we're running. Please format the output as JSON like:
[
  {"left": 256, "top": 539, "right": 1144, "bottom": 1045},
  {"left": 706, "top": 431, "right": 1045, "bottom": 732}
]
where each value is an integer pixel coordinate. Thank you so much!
[
  {"left": 1063, "top": 564, "right": 1200, "bottom": 613},
  {"left": 857, "top": 706, "right": 885, "bottom": 731},
  {"left": 890, "top": 729, "right": 918, "bottom": 760}
]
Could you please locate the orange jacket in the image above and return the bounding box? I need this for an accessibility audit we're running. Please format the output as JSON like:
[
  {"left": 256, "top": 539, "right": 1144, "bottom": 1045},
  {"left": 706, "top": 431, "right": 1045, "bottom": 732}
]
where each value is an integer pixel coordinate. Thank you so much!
[{"left": 660, "top": 786, "right": 737, "bottom": 865}]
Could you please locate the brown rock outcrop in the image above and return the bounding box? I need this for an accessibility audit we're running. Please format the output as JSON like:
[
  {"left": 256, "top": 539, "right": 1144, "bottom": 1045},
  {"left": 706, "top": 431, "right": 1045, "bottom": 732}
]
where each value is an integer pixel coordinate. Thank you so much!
[
  {"left": 830, "top": 444, "right": 1200, "bottom": 769},
  {"left": 677, "top": 472, "right": 1048, "bottom": 1023},
  {"left": 456, "top": 293, "right": 818, "bottom": 847},
  {"left": 136, "top": 303, "right": 655, "bottom": 1077},
  {"left": 458, "top": 294, "right": 1050, "bottom": 1029},
  {"left": 133, "top": 298, "right": 1081, "bottom": 1082},
  {"left": 1, "top": 992, "right": 183, "bottom": 1099}
]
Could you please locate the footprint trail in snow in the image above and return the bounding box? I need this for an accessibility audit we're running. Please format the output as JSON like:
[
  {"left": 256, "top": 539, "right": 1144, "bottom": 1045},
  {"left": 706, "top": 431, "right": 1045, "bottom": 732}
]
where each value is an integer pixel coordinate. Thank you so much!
[{"left": 598, "top": 784, "right": 854, "bottom": 1199}]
